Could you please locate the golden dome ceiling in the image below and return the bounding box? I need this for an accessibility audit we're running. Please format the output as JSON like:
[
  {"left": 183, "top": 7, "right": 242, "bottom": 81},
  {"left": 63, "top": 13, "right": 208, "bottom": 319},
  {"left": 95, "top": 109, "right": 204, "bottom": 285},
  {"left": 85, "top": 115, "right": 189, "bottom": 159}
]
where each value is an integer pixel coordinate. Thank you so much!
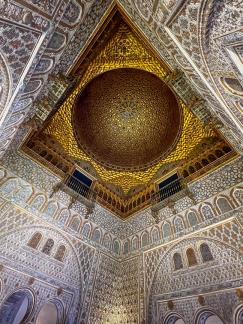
[
  {"left": 43, "top": 13, "right": 215, "bottom": 193},
  {"left": 73, "top": 68, "right": 181, "bottom": 171}
]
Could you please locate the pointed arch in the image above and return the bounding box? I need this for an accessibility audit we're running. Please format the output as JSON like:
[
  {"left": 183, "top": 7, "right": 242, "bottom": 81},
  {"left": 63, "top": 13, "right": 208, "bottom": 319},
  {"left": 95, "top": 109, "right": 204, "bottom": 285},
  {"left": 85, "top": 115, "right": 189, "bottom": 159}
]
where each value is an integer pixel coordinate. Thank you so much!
[
  {"left": 200, "top": 203, "right": 215, "bottom": 220},
  {"left": 187, "top": 210, "right": 198, "bottom": 227},
  {"left": 91, "top": 228, "right": 101, "bottom": 243},
  {"left": 215, "top": 196, "right": 233, "bottom": 214},
  {"left": 68, "top": 215, "right": 81, "bottom": 232},
  {"left": 131, "top": 235, "right": 139, "bottom": 251},
  {"left": 151, "top": 226, "right": 160, "bottom": 243},
  {"left": 30, "top": 194, "right": 46, "bottom": 211},
  {"left": 174, "top": 216, "right": 185, "bottom": 233},
  {"left": 141, "top": 231, "right": 149, "bottom": 247},
  {"left": 162, "top": 222, "right": 172, "bottom": 238},
  {"left": 113, "top": 239, "right": 120, "bottom": 255},
  {"left": 81, "top": 222, "right": 91, "bottom": 238},
  {"left": 123, "top": 240, "right": 129, "bottom": 255},
  {"left": 103, "top": 233, "right": 112, "bottom": 249},
  {"left": 57, "top": 208, "right": 70, "bottom": 225},
  {"left": 44, "top": 201, "right": 58, "bottom": 218}
]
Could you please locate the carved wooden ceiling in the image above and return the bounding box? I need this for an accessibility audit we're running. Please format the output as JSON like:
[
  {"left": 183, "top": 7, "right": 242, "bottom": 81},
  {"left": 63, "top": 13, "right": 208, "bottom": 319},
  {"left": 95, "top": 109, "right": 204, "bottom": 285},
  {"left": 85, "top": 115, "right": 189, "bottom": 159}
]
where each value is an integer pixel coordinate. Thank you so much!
[
  {"left": 38, "top": 10, "right": 215, "bottom": 193},
  {"left": 73, "top": 68, "right": 182, "bottom": 171}
]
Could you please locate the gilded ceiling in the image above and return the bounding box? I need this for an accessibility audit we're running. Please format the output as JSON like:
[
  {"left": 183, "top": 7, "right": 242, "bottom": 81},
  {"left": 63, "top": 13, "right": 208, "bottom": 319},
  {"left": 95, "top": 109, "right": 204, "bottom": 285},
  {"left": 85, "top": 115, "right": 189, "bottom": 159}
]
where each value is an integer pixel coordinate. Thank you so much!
[
  {"left": 73, "top": 68, "right": 181, "bottom": 171},
  {"left": 43, "top": 15, "right": 215, "bottom": 193}
]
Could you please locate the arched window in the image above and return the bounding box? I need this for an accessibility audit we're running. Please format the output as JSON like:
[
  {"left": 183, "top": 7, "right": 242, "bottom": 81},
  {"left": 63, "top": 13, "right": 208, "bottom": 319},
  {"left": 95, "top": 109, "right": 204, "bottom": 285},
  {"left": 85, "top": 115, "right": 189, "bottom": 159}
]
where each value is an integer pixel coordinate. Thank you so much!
[
  {"left": 200, "top": 243, "right": 213, "bottom": 262},
  {"left": 69, "top": 216, "right": 80, "bottom": 231},
  {"left": 201, "top": 159, "right": 209, "bottom": 166},
  {"left": 217, "top": 197, "right": 232, "bottom": 213},
  {"left": 123, "top": 241, "right": 129, "bottom": 254},
  {"left": 92, "top": 228, "right": 101, "bottom": 243},
  {"left": 187, "top": 211, "right": 198, "bottom": 227},
  {"left": 208, "top": 154, "right": 216, "bottom": 162},
  {"left": 36, "top": 302, "right": 58, "bottom": 324},
  {"left": 27, "top": 232, "right": 42, "bottom": 249},
  {"left": 103, "top": 234, "right": 111, "bottom": 249},
  {"left": 54, "top": 245, "right": 66, "bottom": 262},
  {"left": 215, "top": 149, "right": 224, "bottom": 158},
  {"left": 201, "top": 205, "right": 214, "bottom": 220},
  {"left": 141, "top": 231, "right": 149, "bottom": 247},
  {"left": 195, "top": 162, "right": 202, "bottom": 170},
  {"left": 162, "top": 223, "right": 171, "bottom": 238},
  {"left": 0, "top": 290, "right": 33, "bottom": 324},
  {"left": 174, "top": 216, "right": 184, "bottom": 233},
  {"left": 42, "top": 239, "right": 54, "bottom": 255},
  {"left": 132, "top": 236, "right": 139, "bottom": 251},
  {"left": 151, "top": 227, "right": 160, "bottom": 243},
  {"left": 58, "top": 209, "right": 69, "bottom": 225},
  {"left": 113, "top": 240, "right": 120, "bottom": 255},
  {"left": 186, "top": 248, "right": 197, "bottom": 267},
  {"left": 173, "top": 252, "right": 183, "bottom": 270},
  {"left": 82, "top": 223, "right": 91, "bottom": 238},
  {"left": 188, "top": 166, "right": 195, "bottom": 174},
  {"left": 30, "top": 195, "right": 45, "bottom": 211},
  {"left": 183, "top": 170, "right": 189, "bottom": 178},
  {"left": 44, "top": 202, "right": 58, "bottom": 218},
  {"left": 222, "top": 146, "right": 231, "bottom": 153}
]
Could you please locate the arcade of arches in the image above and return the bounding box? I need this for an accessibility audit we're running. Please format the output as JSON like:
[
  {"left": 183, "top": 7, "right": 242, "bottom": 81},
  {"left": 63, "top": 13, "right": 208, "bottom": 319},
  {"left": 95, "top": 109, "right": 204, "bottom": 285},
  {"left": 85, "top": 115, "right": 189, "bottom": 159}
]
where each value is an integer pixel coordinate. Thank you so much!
[{"left": 0, "top": 1, "right": 242, "bottom": 323}]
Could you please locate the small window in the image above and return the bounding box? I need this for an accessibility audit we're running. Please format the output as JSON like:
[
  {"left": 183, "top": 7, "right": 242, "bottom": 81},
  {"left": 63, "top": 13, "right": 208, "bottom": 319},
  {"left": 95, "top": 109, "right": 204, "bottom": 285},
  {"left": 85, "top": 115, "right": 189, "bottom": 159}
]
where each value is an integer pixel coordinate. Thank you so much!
[
  {"left": 183, "top": 170, "right": 189, "bottom": 178},
  {"left": 54, "top": 245, "right": 66, "bottom": 262},
  {"left": 222, "top": 146, "right": 231, "bottom": 153},
  {"left": 27, "top": 232, "right": 42, "bottom": 249},
  {"left": 195, "top": 162, "right": 202, "bottom": 170},
  {"left": 217, "top": 197, "right": 232, "bottom": 213},
  {"left": 201, "top": 159, "right": 209, "bottom": 166},
  {"left": 188, "top": 166, "right": 195, "bottom": 174},
  {"left": 200, "top": 243, "right": 213, "bottom": 262},
  {"left": 42, "top": 239, "right": 54, "bottom": 255},
  {"left": 123, "top": 241, "right": 129, "bottom": 254},
  {"left": 215, "top": 149, "right": 223, "bottom": 158},
  {"left": 186, "top": 248, "right": 197, "bottom": 267},
  {"left": 113, "top": 240, "right": 120, "bottom": 255},
  {"left": 141, "top": 232, "right": 149, "bottom": 247},
  {"left": 208, "top": 154, "right": 216, "bottom": 162},
  {"left": 173, "top": 252, "right": 183, "bottom": 270}
]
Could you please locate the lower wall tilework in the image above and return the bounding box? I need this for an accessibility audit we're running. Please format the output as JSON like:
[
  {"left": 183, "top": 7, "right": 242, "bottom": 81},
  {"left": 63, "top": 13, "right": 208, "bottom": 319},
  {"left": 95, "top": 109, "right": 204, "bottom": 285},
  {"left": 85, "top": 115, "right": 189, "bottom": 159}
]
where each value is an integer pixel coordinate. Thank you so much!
[{"left": 0, "top": 161, "right": 242, "bottom": 323}]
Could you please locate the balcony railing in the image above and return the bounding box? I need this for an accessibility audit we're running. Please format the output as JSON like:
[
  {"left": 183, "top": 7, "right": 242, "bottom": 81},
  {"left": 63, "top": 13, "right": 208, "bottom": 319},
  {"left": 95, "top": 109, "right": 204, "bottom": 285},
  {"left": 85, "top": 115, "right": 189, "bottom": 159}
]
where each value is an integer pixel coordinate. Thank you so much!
[
  {"left": 151, "top": 177, "right": 184, "bottom": 204},
  {"left": 65, "top": 175, "right": 92, "bottom": 198},
  {"left": 55, "top": 174, "right": 97, "bottom": 209}
]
